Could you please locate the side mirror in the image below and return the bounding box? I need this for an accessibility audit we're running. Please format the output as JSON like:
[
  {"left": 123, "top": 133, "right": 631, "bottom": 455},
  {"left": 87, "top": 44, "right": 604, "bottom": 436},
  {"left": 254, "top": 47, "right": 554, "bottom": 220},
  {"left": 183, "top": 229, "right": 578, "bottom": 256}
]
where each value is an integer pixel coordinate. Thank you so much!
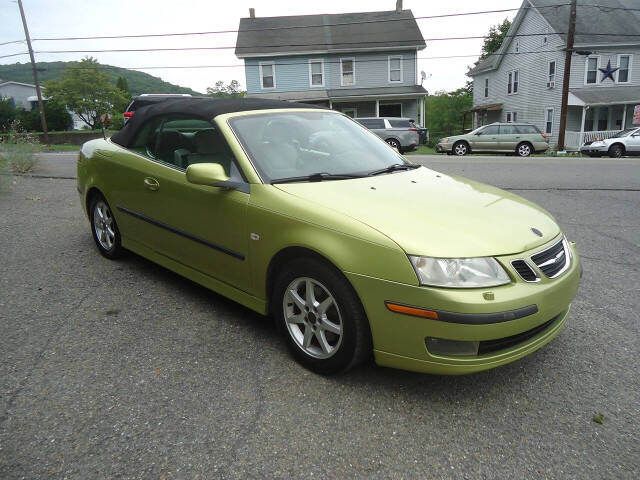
[{"left": 186, "top": 163, "right": 229, "bottom": 187}]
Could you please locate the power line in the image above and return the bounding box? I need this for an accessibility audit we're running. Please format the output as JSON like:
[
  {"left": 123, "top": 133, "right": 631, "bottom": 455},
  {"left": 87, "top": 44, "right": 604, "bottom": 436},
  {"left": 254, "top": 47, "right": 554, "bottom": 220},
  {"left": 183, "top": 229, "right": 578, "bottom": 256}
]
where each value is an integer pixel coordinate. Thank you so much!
[
  {"left": 2, "top": 2, "right": 639, "bottom": 47},
  {"left": 0, "top": 30, "right": 635, "bottom": 60},
  {"left": 7, "top": 48, "right": 626, "bottom": 73}
]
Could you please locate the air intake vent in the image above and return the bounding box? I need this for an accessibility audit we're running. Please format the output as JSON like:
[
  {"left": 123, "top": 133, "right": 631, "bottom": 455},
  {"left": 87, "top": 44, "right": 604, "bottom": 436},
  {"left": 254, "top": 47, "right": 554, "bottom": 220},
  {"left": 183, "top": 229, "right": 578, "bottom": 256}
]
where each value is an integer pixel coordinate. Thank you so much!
[
  {"left": 511, "top": 260, "right": 538, "bottom": 282},
  {"left": 531, "top": 238, "right": 569, "bottom": 278}
]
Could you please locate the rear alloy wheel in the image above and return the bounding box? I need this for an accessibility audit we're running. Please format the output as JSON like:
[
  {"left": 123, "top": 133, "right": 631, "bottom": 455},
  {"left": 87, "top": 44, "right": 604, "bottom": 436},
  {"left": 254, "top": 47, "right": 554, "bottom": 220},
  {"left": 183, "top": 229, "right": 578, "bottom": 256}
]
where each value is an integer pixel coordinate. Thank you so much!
[
  {"left": 90, "top": 194, "right": 124, "bottom": 259},
  {"left": 273, "top": 258, "right": 371, "bottom": 375},
  {"left": 453, "top": 141, "right": 468, "bottom": 156},
  {"left": 517, "top": 142, "right": 532, "bottom": 157},
  {"left": 386, "top": 138, "right": 401, "bottom": 151},
  {"left": 608, "top": 144, "right": 624, "bottom": 158}
]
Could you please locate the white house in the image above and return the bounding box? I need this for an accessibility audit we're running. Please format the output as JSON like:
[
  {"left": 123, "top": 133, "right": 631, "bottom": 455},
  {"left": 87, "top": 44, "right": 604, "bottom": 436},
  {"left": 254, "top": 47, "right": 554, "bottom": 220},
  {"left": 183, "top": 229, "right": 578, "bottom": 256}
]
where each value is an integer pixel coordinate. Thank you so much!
[
  {"left": 0, "top": 79, "right": 85, "bottom": 130},
  {"left": 468, "top": 0, "right": 640, "bottom": 150}
]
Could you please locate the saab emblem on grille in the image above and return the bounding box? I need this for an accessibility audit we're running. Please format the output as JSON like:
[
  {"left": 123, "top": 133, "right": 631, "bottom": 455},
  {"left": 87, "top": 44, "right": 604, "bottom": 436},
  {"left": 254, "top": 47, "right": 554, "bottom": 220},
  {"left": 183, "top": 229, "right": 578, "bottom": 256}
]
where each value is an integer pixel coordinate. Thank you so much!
[{"left": 531, "top": 227, "right": 543, "bottom": 237}]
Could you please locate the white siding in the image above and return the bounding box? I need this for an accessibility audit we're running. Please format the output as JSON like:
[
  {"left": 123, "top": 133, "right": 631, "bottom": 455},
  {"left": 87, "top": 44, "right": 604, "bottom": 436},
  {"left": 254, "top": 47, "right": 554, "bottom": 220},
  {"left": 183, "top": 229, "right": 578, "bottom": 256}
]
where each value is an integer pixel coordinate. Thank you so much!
[{"left": 472, "top": 7, "right": 566, "bottom": 146}]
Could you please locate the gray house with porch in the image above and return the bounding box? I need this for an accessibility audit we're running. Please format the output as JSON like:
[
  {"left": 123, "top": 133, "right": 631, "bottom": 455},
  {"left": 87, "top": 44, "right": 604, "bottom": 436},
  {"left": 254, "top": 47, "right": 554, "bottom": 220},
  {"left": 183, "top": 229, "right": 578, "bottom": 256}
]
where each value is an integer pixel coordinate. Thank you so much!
[
  {"left": 468, "top": 0, "right": 640, "bottom": 150},
  {"left": 235, "top": 3, "right": 428, "bottom": 125}
]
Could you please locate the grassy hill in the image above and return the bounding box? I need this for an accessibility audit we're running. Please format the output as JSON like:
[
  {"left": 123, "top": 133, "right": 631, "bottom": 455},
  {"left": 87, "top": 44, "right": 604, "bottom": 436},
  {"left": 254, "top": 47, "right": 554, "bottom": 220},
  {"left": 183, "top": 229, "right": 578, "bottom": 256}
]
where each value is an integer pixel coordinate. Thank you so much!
[{"left": 0, "top": 61, "right": 202, "bottom": 96}]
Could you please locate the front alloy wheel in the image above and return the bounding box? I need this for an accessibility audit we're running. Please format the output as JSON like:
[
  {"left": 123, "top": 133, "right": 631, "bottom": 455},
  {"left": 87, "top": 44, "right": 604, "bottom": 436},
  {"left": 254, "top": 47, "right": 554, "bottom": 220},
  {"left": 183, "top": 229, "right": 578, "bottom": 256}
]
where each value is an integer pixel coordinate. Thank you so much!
[
  {"left": 453, "top": 142, "right": 468, "bottom": 156},
  {"left": 273, "top": 258, "right": 371, "bottom": 374},
  {"left": 283, "top": 277, "right": 343, "bottom": 359},
  {"left": 609, "top": 144, "right": 624, "bottom": 158}
]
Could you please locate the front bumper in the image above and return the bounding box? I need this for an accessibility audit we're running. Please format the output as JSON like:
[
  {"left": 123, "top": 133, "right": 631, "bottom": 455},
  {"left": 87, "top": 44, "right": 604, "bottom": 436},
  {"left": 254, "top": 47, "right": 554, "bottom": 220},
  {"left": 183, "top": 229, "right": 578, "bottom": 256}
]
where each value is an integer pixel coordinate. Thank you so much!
[
  {"left": 346, "top": 239, "right": 581, "bottom": 375},
  {"left": 435, "top": 142, "right": 453, "bottom": 153},
  {"left": 580, "top": 144, "right": 607, "bottom": 154}
]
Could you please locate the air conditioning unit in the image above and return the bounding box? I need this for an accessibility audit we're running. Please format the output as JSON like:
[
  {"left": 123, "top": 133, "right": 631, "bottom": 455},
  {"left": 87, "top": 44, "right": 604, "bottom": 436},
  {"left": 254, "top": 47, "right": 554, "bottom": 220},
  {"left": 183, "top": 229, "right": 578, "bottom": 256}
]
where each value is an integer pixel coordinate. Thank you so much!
[{"left": 547, "top": 81, "right": 555, "bottom": 88}]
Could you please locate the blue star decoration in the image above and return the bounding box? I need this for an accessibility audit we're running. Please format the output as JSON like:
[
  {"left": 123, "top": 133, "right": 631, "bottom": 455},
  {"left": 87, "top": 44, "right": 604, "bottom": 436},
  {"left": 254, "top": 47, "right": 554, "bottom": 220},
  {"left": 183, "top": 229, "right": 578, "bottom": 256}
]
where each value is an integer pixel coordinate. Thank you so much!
[{"left": 599, "top": 60, "right": 619, "bottom": 82}]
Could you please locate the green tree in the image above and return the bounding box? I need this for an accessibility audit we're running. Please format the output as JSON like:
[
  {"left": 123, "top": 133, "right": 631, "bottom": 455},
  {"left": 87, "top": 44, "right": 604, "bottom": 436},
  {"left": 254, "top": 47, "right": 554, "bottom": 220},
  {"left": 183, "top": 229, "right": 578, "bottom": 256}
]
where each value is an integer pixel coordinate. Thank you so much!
[
  {"left": 43, "top": 100, "right": 73, "bottom": 131},
  {"left": 0, "top": 97, "right": 16, "bottom": 132},
  {"left": 480, "top": 18, "right": 512, "bottom": 60},
  {"left": 424, "top": 88, "right": 473, "bottom": 145},
  {"left": 43, "top": 57, "right": 128, "bottom": 129},
  {"left": 116, "top": 76, "right": 131, "bottom": 99},
  {"left": 206, "top": 80, "right": 245, "bottom": 98}
]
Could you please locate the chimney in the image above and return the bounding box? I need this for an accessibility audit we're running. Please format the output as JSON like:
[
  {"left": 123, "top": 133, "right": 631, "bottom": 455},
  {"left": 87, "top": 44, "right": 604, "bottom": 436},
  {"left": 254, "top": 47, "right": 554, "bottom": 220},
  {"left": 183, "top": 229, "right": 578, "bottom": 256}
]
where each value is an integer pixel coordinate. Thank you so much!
[
  {"left": 395, "top": 0, "right": 402, "bottom": 13},
  {"left": 249, "top": 8, "right": 255, "bottom": 18}
]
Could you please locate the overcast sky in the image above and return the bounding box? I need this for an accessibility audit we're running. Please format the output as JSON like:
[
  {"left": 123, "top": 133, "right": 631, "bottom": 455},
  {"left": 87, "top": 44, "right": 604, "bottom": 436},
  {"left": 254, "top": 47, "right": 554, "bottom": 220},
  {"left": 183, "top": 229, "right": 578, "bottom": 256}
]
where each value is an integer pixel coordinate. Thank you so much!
[{"left": 0, "top": 0, "right": 521, "bottom": 94}]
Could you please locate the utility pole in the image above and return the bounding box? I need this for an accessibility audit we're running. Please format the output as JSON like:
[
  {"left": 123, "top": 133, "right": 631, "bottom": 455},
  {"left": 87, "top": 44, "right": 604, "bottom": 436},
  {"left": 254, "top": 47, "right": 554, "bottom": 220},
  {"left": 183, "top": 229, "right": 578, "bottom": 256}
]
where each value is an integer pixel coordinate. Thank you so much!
[
  {"left": 557, "top": 0, "right": 577, "bottom": 153},
  {"left": 17, "top": 0, "right": 49, "bottom": 146}
]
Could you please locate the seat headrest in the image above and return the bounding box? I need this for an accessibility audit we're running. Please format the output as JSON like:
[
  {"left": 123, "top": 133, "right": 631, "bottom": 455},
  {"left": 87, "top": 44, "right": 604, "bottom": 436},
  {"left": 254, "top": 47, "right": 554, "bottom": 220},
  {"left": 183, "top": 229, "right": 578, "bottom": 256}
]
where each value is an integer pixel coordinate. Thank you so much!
[{"left": 194, "top": 129, "right": 225, "bottom": 155}]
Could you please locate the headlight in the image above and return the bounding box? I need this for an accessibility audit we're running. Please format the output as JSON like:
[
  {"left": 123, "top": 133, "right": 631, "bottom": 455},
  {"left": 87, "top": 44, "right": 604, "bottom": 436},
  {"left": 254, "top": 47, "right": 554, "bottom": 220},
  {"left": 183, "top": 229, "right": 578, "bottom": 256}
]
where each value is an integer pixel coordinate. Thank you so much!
[
  {"left": 591, "top": 141, "right": 604, "bottom": 146},
  {"left": 409, "top": 256, "right": 510, "bottom": 288},
  {"left": 441, "top": 138, "right": 449, "bottom": 143}
]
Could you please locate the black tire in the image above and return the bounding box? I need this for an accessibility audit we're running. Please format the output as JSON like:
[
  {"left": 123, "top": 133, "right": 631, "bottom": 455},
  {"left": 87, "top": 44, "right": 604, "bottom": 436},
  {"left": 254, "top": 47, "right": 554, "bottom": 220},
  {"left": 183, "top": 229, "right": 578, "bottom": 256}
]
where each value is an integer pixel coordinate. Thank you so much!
[
  {"left": 89, "top": 193, "right": 124, "bottom": 259},
  {"left": 272, "top": 257, "right": 372, "bottom": 375},
  {"left": 516, "top": 142, "right": 533, "bottom": 157},
  {"left": 386, "top": 138, "right": 401, "bottom": 151},
  {"left": 608, "top": 144, "right": 624, "bottom": 158},
  {"left": 453, "top": 141, "right": 469, "bottom": 156}
]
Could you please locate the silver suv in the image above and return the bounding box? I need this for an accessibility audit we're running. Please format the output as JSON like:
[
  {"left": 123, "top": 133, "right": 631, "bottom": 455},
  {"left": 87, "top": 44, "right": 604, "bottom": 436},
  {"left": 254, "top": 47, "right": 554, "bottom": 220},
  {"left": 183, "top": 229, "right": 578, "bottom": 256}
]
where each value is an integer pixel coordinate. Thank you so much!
[
  {"left": 436, "top": 123, "right": 549, "bottom": 157},
  {"left": 355, "top": 117, "right": 420, "bottom": 153}
]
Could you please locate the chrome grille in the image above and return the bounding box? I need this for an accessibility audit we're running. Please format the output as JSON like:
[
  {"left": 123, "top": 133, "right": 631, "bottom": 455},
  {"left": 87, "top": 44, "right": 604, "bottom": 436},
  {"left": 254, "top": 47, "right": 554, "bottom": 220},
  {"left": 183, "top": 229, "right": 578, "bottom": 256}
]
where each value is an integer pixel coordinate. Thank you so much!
[{"left": 531, "top": 238, "right": 570, "bottom": 278}]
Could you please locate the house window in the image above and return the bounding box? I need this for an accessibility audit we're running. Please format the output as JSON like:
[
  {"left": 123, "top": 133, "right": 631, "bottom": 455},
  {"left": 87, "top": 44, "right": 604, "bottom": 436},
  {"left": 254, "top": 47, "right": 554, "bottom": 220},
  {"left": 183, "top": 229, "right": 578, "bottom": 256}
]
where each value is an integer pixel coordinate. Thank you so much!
[
  {"left": 617, "top": 55, "right": 632, "bottom": 83},
  {"left": 585, "top": 57, "right": 599, "bottom": 84},
  {"left": 484, "top": 78, "right": 489, "bottom": 97},
  {"left": 260, "top": 62, "right": 275, "bottom": 89},
  {"left": 389, "top": 56, "right": 402, "bottom": 83},
  {"left": 545, "top": 108, "right": 554, "bottom": 135},
  {"left": 506, "top": 112, "right": 517, "bottom": 122},
  {"left": 309, "top": 59, "right": 324, "bottom": 87},
  {"left": 548, "top": 61, "right": 556, "bottom": 88},
  {"left": 507, "top": 70, "right": 519, "bottom": 94},
  {"left": 379, "top": 103, "right": 402, "bottom": 117},
  {"left": 341, "top": 58, "right": 355, "bottom": 86}
]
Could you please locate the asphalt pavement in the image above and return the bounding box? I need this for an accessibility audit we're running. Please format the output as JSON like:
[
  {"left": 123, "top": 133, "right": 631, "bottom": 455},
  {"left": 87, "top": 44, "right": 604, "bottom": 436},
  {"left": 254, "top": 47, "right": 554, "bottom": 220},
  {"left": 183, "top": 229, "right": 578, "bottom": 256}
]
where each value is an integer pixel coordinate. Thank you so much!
[{"left": 1, "top": 153, "right": 638, "bottom": 479}]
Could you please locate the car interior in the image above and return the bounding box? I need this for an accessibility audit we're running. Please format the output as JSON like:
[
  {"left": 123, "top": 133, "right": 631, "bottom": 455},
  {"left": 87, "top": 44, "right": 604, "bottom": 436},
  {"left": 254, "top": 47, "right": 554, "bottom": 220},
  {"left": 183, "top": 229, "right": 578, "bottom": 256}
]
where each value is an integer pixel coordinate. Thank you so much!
[{"left": 132, "top": 117, "right": 238, "bottom": 176}]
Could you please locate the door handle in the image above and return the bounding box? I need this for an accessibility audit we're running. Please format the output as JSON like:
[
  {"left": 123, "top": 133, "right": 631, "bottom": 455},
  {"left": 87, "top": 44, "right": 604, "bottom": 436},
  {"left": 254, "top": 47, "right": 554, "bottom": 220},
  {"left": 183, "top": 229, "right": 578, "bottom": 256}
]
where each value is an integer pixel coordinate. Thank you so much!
[{"left": 143, "top": 177, "right": 160, "bottom": 191}]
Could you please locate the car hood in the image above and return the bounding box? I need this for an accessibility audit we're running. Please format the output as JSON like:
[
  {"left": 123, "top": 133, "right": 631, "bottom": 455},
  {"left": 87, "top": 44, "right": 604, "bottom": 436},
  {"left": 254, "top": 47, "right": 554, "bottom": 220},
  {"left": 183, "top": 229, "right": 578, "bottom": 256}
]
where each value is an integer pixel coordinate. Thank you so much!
[{"left": 273, "top": 167, "right": 560, "bottom": 257}]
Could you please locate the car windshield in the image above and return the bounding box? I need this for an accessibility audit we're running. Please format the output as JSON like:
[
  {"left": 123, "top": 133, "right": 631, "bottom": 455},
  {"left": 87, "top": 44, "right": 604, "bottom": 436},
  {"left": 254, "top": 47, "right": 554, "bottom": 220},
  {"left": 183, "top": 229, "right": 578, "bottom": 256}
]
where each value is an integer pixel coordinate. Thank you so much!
[
  {"left": 468, "top": 126, "right": 485, "bottom": 135},
  {"left": 228, "top": 111, "right": 409, "bottom": 182},
  {"left": 612, "top": 128, "right": 639, "bottom": 138}
]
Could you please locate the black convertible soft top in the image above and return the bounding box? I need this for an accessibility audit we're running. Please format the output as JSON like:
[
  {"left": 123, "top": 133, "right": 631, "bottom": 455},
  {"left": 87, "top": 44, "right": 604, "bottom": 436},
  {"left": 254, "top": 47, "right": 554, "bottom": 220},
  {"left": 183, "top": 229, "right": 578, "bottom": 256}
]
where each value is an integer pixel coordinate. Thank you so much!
[{"left": 111, "top": 97, "right": 321, "bottom": 148}]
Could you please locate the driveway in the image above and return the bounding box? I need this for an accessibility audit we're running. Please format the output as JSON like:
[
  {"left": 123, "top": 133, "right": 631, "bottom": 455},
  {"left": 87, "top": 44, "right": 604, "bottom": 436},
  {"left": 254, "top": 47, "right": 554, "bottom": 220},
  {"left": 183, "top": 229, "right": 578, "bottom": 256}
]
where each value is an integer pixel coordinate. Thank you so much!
[{"left": 1, "top": 154, "right": 638, "bottom": 479}]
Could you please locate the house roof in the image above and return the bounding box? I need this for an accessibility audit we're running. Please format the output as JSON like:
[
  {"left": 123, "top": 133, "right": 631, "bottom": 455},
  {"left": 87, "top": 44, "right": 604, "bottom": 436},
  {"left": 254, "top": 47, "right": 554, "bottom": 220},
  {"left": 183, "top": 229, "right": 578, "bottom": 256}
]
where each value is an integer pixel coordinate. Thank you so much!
[
  {"left": 468, "top": 0, "right": 640, "bottom": 76},
  {"left": 246, "top": 85, "right": 427, "bottom": 101},
  {"left": 235, "top": 10, "right": 426, "bottom": 58},
  {"left": 569, "top": 85, "right": 640, "bottom": 106},
  {"left": 0, "top": 80, "right": 37, "bottom": 89},
  {"left": 533, "top": 0, "right": 640, "bottom": 47}
]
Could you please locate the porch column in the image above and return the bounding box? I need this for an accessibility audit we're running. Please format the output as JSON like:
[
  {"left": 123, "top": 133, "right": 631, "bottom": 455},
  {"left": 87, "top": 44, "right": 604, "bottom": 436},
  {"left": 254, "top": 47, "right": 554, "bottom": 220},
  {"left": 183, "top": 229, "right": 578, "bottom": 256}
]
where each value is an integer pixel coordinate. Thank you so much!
[
  {"left": 375, "top": 100, "right": 379, "bottom": 117},
  {"left": 579, "top": 106, "right": 586, "bottom": 145},
  {"left": 420, "top": 97, "right": 425, "bottom": 127},
  {"left": 329, "top": 100, "right": 333, "bottom": 109},
  {"left": 622, "top": 104, "right": 627, "bottom": 130},
  {"left": 607, "top": 107, "right": 614, "bottom": 130}
]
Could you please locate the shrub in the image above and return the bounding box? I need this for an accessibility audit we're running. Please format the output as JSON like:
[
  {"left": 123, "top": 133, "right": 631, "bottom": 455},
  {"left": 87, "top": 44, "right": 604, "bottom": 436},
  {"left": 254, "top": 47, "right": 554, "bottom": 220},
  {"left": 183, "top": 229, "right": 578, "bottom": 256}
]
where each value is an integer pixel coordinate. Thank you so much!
[{"left": 0, "top": 120, "right": 40, "bottom": 173}]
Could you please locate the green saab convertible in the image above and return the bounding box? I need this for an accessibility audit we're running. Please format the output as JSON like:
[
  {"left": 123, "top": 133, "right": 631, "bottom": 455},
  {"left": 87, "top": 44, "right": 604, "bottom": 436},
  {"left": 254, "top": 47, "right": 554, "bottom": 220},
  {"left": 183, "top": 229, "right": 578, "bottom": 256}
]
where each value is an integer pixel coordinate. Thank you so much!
[{"left": 78, "top": 98, "right": 581, "bottom": 375}]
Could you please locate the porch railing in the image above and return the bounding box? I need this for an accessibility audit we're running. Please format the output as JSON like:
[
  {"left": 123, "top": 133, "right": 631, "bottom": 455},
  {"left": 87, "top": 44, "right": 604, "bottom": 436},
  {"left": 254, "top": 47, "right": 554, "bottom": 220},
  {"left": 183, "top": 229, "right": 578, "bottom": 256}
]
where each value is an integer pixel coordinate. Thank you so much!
[{"left": 565, "top": 129, "right": 622, "bottom": 150}]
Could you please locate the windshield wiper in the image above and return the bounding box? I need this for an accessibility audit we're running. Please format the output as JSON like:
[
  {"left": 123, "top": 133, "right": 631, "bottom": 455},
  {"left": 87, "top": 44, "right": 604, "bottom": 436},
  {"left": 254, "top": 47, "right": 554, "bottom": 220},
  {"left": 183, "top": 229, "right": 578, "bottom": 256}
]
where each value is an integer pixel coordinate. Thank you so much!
[
  {"left": 367, "top": 163, "right": 420, "bottom": 176},
  {"left": 271, "top": 172, "right": 364, "bottom": 184}
]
